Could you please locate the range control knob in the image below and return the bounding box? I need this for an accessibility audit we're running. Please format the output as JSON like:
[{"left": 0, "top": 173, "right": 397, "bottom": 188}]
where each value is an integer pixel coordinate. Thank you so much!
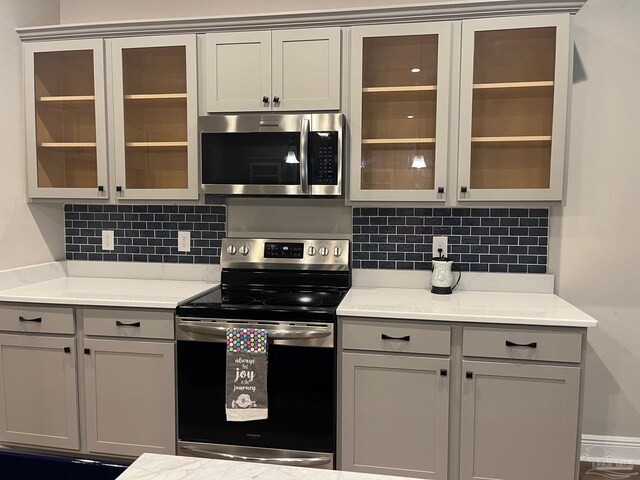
[
  {"left": 226, "top": 245, "right": 237, "bottom": 255},
  {"left": 308, "top": 246, "right": 317, "bottom": 256},
  {"left": 319, "top": 246, "right": 329, "bottom": 257},
  {"left": 333, "top": 246, "right": 342, "bottom": 257},
  {"left": 239, "top": 245, "right": 250, "bottom": 256}
]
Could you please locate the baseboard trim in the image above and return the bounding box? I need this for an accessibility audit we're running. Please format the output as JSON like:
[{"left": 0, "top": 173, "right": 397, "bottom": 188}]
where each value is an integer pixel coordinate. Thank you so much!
[{"left": 582, "top": 435, "right": 640, "bottom": 465}]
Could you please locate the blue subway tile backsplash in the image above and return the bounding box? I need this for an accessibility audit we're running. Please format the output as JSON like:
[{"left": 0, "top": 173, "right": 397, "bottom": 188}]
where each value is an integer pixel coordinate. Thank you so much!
[
  {"left": 64, "top": 204, "right": 226, "bottom": 264},
  {"left": 352, "top": 207, "right": 549, "bottom": 273}
]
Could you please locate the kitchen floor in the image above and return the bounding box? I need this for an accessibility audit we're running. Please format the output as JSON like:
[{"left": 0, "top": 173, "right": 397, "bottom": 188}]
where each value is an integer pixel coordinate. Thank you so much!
[{"left": 580, "top": 461, "right": 640, "bottom": 478}]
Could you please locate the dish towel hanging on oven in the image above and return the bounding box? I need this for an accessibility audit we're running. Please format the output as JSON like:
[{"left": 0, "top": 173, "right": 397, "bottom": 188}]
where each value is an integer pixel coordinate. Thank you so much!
[{"left": 226, "top": 327, "right": 268, "bottom": 421}]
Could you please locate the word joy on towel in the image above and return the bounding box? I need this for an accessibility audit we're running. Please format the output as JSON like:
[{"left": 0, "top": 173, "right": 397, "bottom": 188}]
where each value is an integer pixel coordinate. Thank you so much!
[{"left": 225, "top": 327, "right": 268, "bottom": 422}]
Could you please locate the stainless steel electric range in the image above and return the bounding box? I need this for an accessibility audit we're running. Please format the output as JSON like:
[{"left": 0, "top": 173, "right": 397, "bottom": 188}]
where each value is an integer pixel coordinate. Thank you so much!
[{"left": 175, "top": 238, "right": 350, "bottom": 469}]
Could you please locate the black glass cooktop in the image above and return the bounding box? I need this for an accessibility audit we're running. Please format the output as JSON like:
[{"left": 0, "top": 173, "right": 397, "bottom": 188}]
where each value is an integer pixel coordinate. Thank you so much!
[{"left": 176, "top": 286, "right": 348, "bottom": 323}]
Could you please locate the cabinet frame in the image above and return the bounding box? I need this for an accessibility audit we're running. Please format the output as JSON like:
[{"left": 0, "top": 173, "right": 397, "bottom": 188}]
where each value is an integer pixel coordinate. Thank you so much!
[
  {"left": 0, "top": 334, "right": 79, "bottom": 450},
  {"left": 457, "top": 14, "right": 571, "bottom": 201},
  {"left": 349, "top": 22, "right": 452, "bottom": 202},
  {"left": 341, "top": 351, "right": 450, "bottom": 479},
  {"left": 24, "top": 39, "right": 109, "bottom": 200},
  {"left": 109, "top": 34, "right": 199, "bottom": 200}
]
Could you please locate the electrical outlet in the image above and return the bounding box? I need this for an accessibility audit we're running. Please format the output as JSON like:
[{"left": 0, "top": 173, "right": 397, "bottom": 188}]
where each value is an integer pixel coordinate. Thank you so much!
[
  {"left": 432, "top": 236, "right": 448, "bottom": 259},
  {"left": 101, "top": 230, "right": 114, "bottom": 251},
  {"left": 178, "top": 231, "right": 191, "bottom": 253}
]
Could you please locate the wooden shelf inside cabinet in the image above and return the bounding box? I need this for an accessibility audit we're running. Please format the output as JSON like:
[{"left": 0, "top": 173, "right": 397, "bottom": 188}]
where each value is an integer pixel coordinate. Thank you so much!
[
  {"left": 38, "top": 142, "right": 97, "bottom": 148},
  {"left": 471, "top": 136, "right": 551, "bottom": 143},
  {"left": 473, "top": 81, "right": 554, "bottom": 90},
  {"left": 124, "top": 93, "right": 187, "bottom": 100},
  {"left": 39, "top": 95, "right": 96, "bottom": 102},
  {"left": 362, "top": 86, "right": 437, "bottom": 93},
  {"left": 362, "top": 138, "right": 436, "bottom": 144},
  {"left": 125, "top": 142, "right": 187, "bottom": 147}
]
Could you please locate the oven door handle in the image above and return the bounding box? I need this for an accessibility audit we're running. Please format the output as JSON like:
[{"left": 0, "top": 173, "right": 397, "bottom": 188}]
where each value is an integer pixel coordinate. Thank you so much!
[
  {"left": 177, "top": 322, "right": 331, "bottom": 340},
  {"left": 180, "top": 446, "right": 332, "bottom": 467}
]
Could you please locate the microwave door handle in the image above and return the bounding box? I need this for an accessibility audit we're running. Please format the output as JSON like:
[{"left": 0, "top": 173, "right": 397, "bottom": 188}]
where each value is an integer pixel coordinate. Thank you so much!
[{"left": 299, "top": 118, "right": 310, "bottom": 194}]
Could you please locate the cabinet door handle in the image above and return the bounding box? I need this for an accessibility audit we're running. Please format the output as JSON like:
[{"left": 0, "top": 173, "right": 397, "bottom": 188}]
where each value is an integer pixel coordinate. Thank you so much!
[
  {"left": 273, "top": 96, "right": 280, "bottom": 104},
  {"left": 64, "top": 347, "right": 71, "bottom": 354},
  {"left": 460, "top": 186, "right": 468, "bottom": 193},
  {"left": 437, "top": 187, "right": 445, "bottom": 193},
  {"left": 84, "top": 348, "right": 91, "bottom": 355},
  {"left": 19, "top": 316, "right": 42, "bottom": 323},
  {"left": 440, "top": 369, "right": 447, "bottom": 377},
  {"left": 97, "top": 185, "right": 104, "bottom": 192},
  {"left": 381, "top": 334, "right": 410, "bottom": 341},
  {"left": 262, "top": 96, "right": 269, "bottom": 103},
  {"left": 466, "top": 371, "right": 473, "bottom": 379},
  {"left": 116, "top": 321, "right": 141, "bottom": 327},
  {"left": 506, "top": 340, "right": 538, "bottom": 349}
]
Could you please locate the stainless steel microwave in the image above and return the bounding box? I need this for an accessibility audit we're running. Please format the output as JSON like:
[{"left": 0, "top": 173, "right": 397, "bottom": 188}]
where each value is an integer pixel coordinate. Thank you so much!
[{"left": 199, "top": 113, "right": 343, "bottom": 196}]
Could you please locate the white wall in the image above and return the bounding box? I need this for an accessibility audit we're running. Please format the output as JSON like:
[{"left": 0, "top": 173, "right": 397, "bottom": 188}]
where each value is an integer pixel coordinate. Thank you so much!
[
  {"left": 0, "top": 1, "right": 64, "bottom": 271},
  {"left": 59, "top": 0, "right": 453, "bottom": 23},
  {"left": 550, "top": 0, "right": 640, "bottom": 440}
]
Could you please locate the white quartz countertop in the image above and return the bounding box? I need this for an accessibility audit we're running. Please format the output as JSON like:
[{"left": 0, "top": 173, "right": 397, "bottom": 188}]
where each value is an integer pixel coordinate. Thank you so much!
[
  {"left": 117, "top": 453, "right": 419, "bottom": 480},
  {"left": 337, "top": 287, "right": 597, "bottom": 328},
  {"left": 0, "top": 277, "right": 217, "bottom": 309}
]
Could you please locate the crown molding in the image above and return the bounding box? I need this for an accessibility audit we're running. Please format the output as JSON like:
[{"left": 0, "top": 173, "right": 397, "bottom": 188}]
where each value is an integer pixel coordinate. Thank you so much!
[{"left": 17, "top": 0, "right": 586, "bottom": 41}]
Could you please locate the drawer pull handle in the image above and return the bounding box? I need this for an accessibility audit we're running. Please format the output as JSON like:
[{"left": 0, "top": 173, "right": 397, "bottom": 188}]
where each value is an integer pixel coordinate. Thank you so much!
[
  {"left": 506, "top": 340, "right": 538, "bottom": 349},
  {"left": 381, "top": 334, "right": 410, "bottom": 341},
  {"left": 116, "top": 321, "right": 141, "bottom": 327},
  {"left": 19, "top": 316, "right": 42, "bottom": 323},
  {"left": 64, "top": 347, "right": 71, "bottom": 354}
]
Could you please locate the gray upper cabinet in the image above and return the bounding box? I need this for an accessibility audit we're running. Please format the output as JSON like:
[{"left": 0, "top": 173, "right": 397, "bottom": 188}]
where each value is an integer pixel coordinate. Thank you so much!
[
  {"left": 459, "top": 360, "right": 581, "bottom": 480},
  {"left": 341, "top": 352, "right": 450, "bottom": 479},
  {"left": 348, "top": 22, "right": 452, "bottom": 202},
  {"left": 204, "top": 28, "right": 341, "bottom": 113},
  {"left": 457, "top": 14, "right": 571, "bottom": 201}
]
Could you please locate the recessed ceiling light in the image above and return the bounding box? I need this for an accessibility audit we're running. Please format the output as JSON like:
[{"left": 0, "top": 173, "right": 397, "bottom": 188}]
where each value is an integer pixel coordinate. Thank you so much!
[
  {"left": 407, "top": 115, "right": 414, "bottom": 119},
  {"left": 411, "top": 68, "right": 421, "bottom": 73}
]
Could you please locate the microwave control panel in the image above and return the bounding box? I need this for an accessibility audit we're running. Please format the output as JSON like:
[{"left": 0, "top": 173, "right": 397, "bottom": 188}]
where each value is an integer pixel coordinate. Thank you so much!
[{"left": 309, "top": 132, "right": 338, "bottom": 186}]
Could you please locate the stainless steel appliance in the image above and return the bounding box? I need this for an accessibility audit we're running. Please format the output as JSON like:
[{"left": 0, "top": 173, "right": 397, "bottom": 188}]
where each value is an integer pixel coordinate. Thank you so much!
[
  {"left": 175, "top": 238, "right": 350, "bottom": 469},
  {"left": 199, "top": 114, "right": 343, "bottom": 196}
]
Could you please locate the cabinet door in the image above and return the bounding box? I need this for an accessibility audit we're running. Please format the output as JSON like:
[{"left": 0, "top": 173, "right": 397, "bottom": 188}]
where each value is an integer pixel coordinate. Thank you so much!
[
  {"left": 272, "top": 28, "right": 341, "bottom": 111},
  {"left": 205, "top": 31, "right": 272, "bottom": 112},
  {"left": 0, "top": 334, "right": 79, "bottom": 450},
  {"left": 84, "top": 338, "right": 175, "bottom": 457},
  {"left": 460, "top": 360, "right": 580, "bottom": 480},
  {"left": 341, "top": 352, "right": 449, "bottom": 479},
  {"left": 349, "top": 22, "right": 451, "bottom": 202},
  {"left": 24, "top": 39, "right": 108, "bottom": 200},
  {"left": 457, "top": 14, "right": 571, "bottom": 201},
  {"left": 110, "top": 35, "right": 198, "bottom": 200}
]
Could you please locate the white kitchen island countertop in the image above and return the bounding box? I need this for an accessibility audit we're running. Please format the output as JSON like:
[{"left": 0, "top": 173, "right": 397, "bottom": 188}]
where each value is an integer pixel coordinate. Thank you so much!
[
  {"left": 337, "top": 287, "right": 597, "bottom": 328},
  {"left": 0, "top": 276, "right": 217, "bottom": 309},
  {"left": 117, "top": 453, "right": 419, "bottom": 480}
]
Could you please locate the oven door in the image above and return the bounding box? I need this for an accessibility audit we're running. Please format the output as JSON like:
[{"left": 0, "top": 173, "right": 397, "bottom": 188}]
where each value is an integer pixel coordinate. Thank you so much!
[
  {"left": 176, "top": 319, "right": 335, "bottom": 468},
  {"left": 200, "top": 115, "right": 310, "bottom": 195}
]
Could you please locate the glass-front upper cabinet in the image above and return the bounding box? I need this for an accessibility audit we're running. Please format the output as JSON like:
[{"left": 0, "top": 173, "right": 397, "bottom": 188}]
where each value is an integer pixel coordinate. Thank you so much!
[
  {"left": 349, "top": 23, "right": 452, "bottom": 202},
  {"left": 110, "top": 35, "right": 198, "bottom": 200},
  {"left": 24, "top": 39, "right": 108, "bottom": 199},
  {"left": 457, "top": 14, "right": 571, "bottom": 201}
]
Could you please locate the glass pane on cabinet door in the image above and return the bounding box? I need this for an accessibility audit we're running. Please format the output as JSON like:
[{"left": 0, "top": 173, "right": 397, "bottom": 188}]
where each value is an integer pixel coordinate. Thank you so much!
[
  {"left": 470, "top": 27, "right": 556, "bottom": 189},
  {"left": 33, "top": 50, "right": 98, "bottom": 188},
  {"left": 360, "top": 35, "right": 439, "bottom": 190},
  {"left": 121, "top": 46, "right": 188, "bottom": 189}
]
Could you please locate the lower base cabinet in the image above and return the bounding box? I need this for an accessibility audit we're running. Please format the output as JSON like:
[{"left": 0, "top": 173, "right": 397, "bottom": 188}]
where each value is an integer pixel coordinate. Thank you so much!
[
  {"left": 341, "top": 353, "right": 450, "bottom": 480},
  {"left": 0, "top": 334, "right": 79, "bottom": 450},
  {"left": 459, "top": 360, "right": 580, "bottom": 480},
  {"left": 339, "top": 319, "right": 586, "bottom": 480},
  {"left": 83, "top": 338, "right": 175, "bottom": 457}
]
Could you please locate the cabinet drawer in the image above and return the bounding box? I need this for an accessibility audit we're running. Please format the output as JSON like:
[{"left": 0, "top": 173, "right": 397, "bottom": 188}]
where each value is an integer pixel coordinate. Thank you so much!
[
  {"left": 83, "top": 309, "right": 174, "bottom": 340},
  {"left": 0, "top": 305, "right": 74, "bottom": 334},
  {"left": 342, "top": 319, "right": 450, "bottom": 355},
  {"left": 463, "top": 326, "right": 582, "bottom": 363}
]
